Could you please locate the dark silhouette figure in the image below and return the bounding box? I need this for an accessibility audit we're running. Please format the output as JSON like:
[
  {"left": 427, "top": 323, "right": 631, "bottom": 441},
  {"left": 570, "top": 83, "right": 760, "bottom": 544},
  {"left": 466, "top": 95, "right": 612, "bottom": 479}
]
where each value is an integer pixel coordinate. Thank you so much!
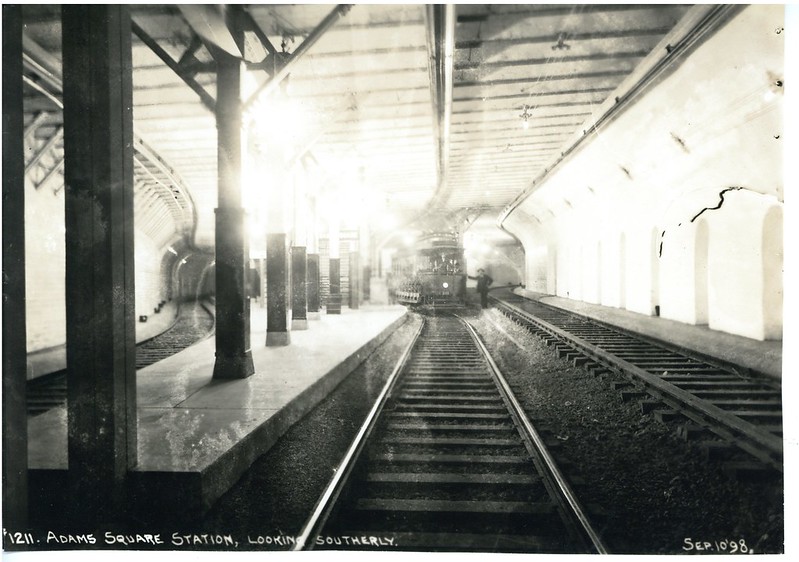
[{"left": 470, "top": 268, "right": 493, "bottom": 309}]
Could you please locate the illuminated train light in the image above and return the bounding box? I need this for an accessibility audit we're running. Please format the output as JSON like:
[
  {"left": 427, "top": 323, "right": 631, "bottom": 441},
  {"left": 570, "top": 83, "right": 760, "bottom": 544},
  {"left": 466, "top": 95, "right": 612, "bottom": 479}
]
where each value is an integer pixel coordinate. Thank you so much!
[{"left": 442, "top": 282, "right": 449, "bottom": 289}]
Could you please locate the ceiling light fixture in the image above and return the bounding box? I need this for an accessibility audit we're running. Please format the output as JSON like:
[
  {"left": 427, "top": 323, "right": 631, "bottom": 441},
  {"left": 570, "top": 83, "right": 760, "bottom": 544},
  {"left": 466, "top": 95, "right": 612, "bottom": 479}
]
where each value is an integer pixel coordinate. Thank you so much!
[
  {"left": 552, "top": 32, "right": 571, "bottom": 51},
  {"left": 519, "top": 105, "right": 532, "bottom": 129}
]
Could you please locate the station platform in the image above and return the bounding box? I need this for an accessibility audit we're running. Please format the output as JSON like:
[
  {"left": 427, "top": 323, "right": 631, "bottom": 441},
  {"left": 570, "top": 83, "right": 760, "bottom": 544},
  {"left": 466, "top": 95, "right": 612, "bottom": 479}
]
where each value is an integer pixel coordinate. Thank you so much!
[
  {"left": 505, "top": 287, "right": 782, "bottom": 381},
  {"left": 28, "top": 303, "right": 408, "bottom": 516}
]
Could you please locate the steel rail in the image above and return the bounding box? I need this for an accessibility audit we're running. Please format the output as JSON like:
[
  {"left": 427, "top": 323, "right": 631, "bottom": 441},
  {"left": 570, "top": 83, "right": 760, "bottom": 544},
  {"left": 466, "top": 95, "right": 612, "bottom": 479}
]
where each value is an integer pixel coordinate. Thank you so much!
[
  {"left": 458, "top": 316, "right": 608, "bottom": 554},
  {"left": 292, "top": 316, "right": 425, "bottom": 550},
  {"left": 491, "top": 297, "right": 783, "bottom": 471},
  {"left": 491, "top": 291, "right": 768, "bottom": 378}
]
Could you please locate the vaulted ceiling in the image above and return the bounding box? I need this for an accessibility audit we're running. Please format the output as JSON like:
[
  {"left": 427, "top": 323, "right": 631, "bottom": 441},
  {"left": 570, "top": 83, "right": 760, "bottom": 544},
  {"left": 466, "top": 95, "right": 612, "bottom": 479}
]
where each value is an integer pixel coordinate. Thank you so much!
[{"left": 19, "top": 4, "right": 692, "bottom": 251}]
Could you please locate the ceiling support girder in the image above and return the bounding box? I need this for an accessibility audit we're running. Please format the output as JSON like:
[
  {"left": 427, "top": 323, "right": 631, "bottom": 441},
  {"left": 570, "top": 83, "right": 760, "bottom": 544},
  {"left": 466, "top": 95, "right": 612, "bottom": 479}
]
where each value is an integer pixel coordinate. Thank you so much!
[
  {"left": 241, "top": 9, "right": 279, "bottom": 56},
  {"left": 242, "top": 4, "right": 352, "bottom": 112},
  {"left": 23, "top": 111, "right": 50, "bottom": 140},
  {"left": 131, "top": 19, "right": 216, "bottom": 113},
  {"left": 454, "top": 50, "right": 651, "bottom": 71},
  {"left": 177, "top": 5, "right": 243, "bottom": 59},
  {"left": 38, "top": 155, "right": 65, "bottom": 193},
  {"left": 453, "top": 86, "right": 615, "bottom": 103},
  {"left": 175, "top": 33, "right": 206, "bottom": 77},
  {"left": 456, "top": 27, "right": 677, "bottom": 51},
  {"left": 455, "top": 70, "right": 630, "bottom": 89},
  {"left": 25, "top": 126, "right": 63, "bottom": 174}
]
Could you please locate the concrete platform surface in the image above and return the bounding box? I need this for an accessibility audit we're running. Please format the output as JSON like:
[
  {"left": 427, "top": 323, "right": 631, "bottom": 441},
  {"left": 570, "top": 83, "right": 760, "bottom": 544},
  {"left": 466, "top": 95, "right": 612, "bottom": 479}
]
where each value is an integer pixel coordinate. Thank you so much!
[
  {"left": 508, "top": 288, "right": 781, "bottom": 381},
  {"left": 28, "top": 303, "right": 408, "bottom": 512}
]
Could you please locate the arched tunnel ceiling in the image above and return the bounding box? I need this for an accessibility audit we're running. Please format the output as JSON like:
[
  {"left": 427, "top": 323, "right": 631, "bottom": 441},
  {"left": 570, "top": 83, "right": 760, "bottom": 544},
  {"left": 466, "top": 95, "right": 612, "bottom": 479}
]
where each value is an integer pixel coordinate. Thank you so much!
[{"left": 19, "top": 3, "right": 693, "bottom": 250}]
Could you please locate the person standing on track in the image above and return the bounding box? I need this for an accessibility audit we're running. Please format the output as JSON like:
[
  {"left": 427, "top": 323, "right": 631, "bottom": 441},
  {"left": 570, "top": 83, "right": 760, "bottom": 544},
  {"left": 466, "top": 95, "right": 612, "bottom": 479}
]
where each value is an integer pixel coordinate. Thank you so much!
[{"left": 470, "top": 268, "right": 493, "bottom": 309}]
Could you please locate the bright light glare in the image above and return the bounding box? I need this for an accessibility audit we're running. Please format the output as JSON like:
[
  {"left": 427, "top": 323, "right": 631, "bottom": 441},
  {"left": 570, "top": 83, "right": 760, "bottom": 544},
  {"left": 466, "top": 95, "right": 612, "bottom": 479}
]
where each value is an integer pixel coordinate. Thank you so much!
[
  {"left": 442, "top": 282, "right": 449, "bottom": 289},
  {"left": 248, "top": 94, "right": 312, "bottom": 151}
]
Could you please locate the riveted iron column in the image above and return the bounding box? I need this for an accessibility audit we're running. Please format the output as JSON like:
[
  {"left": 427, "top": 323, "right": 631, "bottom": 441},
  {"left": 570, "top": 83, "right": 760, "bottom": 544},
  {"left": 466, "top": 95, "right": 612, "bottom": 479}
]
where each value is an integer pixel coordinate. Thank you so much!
[
  {"left": 213, "top": 40, "right": 254, "bottom": 378},
  {"left": 266, "top": 233, "right": 290, "bottom": 345},
  {"left": 2, "top": 4, "right": 28, "bottom": 528},
  {"left": 348, "top": 251, "right": 360, "bottom": 309},
  {"left": 307, "top": 253, "right": 321, "bottom": 319},
  {"left": 363, "top": 265, "right": 372, "bottom": 301},
  {"left": 62, "top": 4, "right": 137, "bottom": 523},
  {"left": 291, "top": 246, "right": 308, "bottom": 330},
  {"left": 327, "top": 216, "right": 341, "bottom": 314},
  {"left": 328, "top": 258, "right": 341, "bottom": 314}
]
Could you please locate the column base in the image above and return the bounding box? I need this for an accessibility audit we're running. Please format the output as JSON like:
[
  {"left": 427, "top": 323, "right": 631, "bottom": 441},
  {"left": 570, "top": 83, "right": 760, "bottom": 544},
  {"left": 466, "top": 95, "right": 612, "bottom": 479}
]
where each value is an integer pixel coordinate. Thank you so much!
[
  {"left": 291, "top": 318, "right": 309, "bottom": 330},
  {"left": 307, "top": 311, "right": 321, "bottom": 320},
  {"left": 213, "top": 352, "right": 255, "bottom": 379},
  {"left": 327, "top": 298, "right": 342, "bottom": 315},
  {"left": 266, "top": 331, "right": 291, "bottom": 346}
]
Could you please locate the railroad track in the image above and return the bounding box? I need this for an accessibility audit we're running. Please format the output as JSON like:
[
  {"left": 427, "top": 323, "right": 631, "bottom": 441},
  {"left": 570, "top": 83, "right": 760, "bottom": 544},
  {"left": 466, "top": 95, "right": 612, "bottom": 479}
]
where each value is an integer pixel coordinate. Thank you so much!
[
  {"left": 294, "top": 314, "right": 607, "bottom": 553},
  {"left": 135, "top": 299, "right": 215, "bottom": 368},
  {"left": 490, "top": 292, "right": 783, "bottom": 473},
  {"left": 26, "top": 299, "right": 214, "bottom": 416}
]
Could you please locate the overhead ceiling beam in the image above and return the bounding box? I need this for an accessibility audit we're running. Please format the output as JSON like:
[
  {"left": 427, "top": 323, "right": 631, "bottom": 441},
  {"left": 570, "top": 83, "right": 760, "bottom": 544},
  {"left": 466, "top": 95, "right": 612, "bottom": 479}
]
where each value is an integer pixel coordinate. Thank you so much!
[
  {"left": 455, "top": 4, "right": 678, "bottom": 22},
  {"left": 23, "top": 111, "right": 50, "bottom": 140},
  {"left": 425, "top": 4, "right": 455, "bottom": 210},
  {"left": 131, "top": 19, "right": 216, "bottom": 112},
  {"left": 453, "top": 86, "right": 615, "bottom": 103},
  {"left": 454, "top": 50, "right": 651, "bottom": 71},
  {"left": 455, "top": 70, "right": 630, "bottom": 89},
  {"left": 456, "top": 27, "right": 676, "bottom": 50},
  {"left": 242, "top": 4, "right": 353, "bottom": 112},
  {"left": 452, "top": 99, "right": 604, "bottom": 117},
  {"left": 39, "top": 156, "right": 65, "bottom": 192},
  {"left": 299, "top": 44, "right": 425, "bottom": 60},
  {"left": 25, "top": 126, "right": 63, "bottom": 174},
  {"left": 241, "top": 9, "right": 278, "bottom": 56},
  {"left": 177, "top": 5, "right": 242, "bottom": 58}
]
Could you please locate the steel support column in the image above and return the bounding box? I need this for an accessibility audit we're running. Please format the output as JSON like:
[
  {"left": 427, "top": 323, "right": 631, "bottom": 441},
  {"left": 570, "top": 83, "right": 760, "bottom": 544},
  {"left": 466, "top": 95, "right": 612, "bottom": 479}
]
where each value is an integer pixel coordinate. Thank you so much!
[
  {"left": 2, "top": 4, "right": 28, "bottom": 530},
  {"left": 307, "top": 253, "right": 321, "bottom": 320},
  {"left": 328, "top": 258, "right": 342, "bottom": 314},
  {"left": 291, "top": 247, "right": 308, "bottom": 330},
  {"left": 266, "top": 233, "right": 291, "bottom": 346},
  {"left": 363, "top": 265, "right": 372, "bottom": 301},
  {"left": 213, "top": 47, "right": 254, "bottom": 378},
  {"left": 348, "top": 251, "right": 360, "bottom": 309},
  {"left": 62, "top": 5, "right": 137, "bottom": 524}
]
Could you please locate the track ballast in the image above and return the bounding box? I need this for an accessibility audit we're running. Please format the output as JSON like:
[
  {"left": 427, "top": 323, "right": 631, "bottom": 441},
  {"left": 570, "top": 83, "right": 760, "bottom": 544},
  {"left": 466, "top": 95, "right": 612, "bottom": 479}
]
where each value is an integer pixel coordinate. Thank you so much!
[{"left": 295, "top": 313, "right": 606, "bottom": 553}]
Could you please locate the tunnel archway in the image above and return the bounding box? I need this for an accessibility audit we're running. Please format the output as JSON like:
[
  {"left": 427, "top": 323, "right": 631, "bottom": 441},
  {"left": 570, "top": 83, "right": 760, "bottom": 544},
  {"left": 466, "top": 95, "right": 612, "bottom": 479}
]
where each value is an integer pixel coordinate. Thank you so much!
[
  {"left": 596, "top": 240, "right": 603, "bottom": 305},
  {"left": 619, "top": 232, "right": 627, "bottom": 310},
  {"left": 762, "top": 205, "right": 783, "bottom": 339},
  {"left": 694, "top": 220, "right": 710, "bottom": 325},
  {"left": 651, "top": 228, "right": 661, "bottom": 316}
]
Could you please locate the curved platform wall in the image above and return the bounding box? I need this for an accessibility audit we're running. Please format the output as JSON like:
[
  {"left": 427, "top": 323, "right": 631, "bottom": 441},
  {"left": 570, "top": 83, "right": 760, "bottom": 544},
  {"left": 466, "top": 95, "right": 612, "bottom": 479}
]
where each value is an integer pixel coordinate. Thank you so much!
[
  {"left": 504, "top": 5, "right": 783, "bottom": 341},
  {"left": 23, "top": 176, "right": 181, "bottom": 355}
]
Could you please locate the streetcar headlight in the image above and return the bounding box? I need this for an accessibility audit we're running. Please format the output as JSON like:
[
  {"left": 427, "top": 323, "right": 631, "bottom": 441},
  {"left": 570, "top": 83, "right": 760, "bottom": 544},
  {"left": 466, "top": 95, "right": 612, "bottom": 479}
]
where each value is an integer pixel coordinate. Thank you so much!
[{"left": 442, "top": 282, "right": 449, "bottom": 289}]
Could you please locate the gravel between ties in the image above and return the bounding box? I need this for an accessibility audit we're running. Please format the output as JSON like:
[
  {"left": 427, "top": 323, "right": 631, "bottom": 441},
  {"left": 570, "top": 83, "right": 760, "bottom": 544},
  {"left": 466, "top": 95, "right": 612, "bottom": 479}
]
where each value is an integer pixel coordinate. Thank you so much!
[{"left": 468, "top": 308, "right": 784, "bottom": 554}]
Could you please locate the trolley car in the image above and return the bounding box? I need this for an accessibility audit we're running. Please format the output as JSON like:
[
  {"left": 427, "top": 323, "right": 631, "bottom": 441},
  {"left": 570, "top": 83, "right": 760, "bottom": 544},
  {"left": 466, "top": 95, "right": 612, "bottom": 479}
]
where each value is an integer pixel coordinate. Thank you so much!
[{"left": 392, "top": 232, "right": 467, "bottom": 310}]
